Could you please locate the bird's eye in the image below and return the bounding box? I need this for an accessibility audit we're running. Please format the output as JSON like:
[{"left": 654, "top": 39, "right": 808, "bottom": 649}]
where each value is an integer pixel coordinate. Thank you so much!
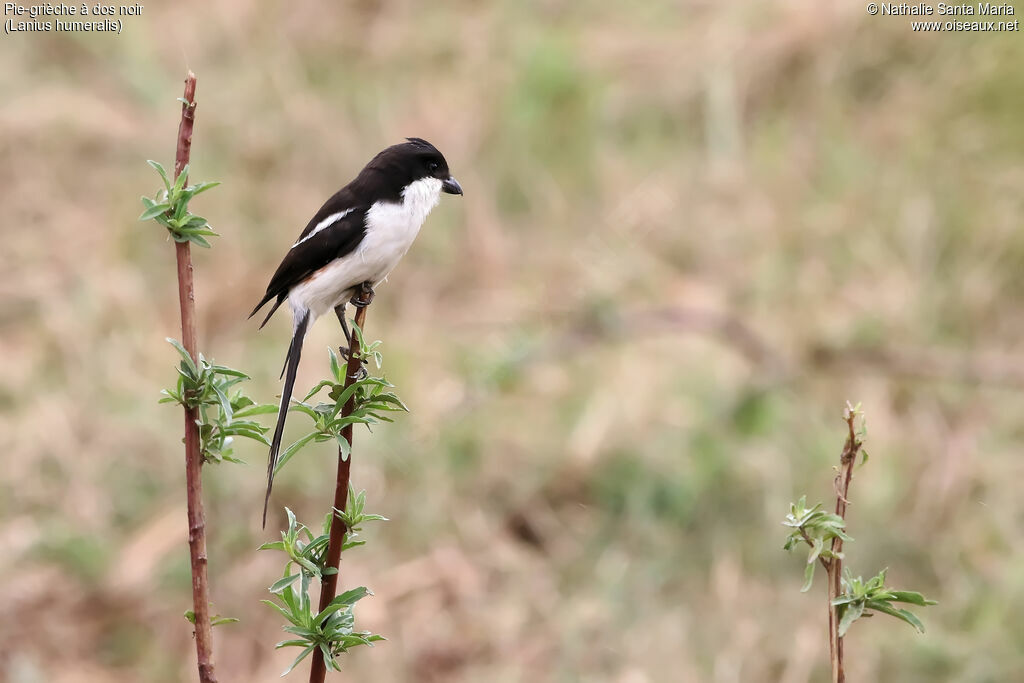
[{"left": 428, "top": 161, "right": 439, "bottom": 173}]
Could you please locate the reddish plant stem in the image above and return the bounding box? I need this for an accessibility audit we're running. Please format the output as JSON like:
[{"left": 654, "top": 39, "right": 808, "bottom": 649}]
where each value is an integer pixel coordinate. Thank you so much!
[
  {"left": 827, "top": 411, "right": 860, "bottom": 683},
  {"left": 309, "top": 303, "right": 369, "bottom": 682},
  {"left": 172, "top": 71, "right": 217, "bottom": 683}
]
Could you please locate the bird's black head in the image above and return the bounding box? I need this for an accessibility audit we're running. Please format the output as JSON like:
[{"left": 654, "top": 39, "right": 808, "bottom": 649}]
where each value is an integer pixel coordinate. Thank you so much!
[{"left": 359, "top": 137, "right": 463, "bottom": 200}]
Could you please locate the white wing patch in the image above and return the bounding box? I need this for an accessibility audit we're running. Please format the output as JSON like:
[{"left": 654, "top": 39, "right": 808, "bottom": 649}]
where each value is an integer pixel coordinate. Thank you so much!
[{"left": 292, "top": 208, "right": 355, "bottom": 248}]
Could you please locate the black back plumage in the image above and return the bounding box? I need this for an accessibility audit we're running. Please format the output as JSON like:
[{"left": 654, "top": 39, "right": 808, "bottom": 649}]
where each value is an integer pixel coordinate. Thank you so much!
[{"left": 248, "top": 203, "right": 369, "bottom": 328}]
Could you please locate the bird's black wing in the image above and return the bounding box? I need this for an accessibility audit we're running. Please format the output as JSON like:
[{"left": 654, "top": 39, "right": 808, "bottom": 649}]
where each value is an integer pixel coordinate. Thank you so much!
[{"left": 249, "top": 195, "right": 369, "bottom": 327}]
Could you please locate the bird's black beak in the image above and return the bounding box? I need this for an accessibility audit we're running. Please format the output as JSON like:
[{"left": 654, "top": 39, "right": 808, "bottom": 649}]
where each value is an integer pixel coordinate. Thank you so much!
[{"left": 442, "top": 176, "right": 463, "bottom": 195}]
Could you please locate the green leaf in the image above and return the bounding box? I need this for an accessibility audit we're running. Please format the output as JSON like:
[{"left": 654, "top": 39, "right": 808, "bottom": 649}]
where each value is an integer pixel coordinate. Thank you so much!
[
  {"left": 172, "top": 163, "right": 189, "bottom": 197},
  {"left": 147, "top": 160, "right": 171, "bottom": 191},
  {"left": 261, "top": 599, "right": 296, "bottom": 624},
  {"left": 189, "top": 234, "right": 213, "bottom": 249},
  {"left": 888, "top": 590, "right": 937, "bottom": 607},
  {"left": 303, "top": 380, "right": 337, "bottom": 402},
  {"left": 180, "top": 214, "right": 210, "bottom": 229},
  {"left": 801, "top": 561, "right": 815, "bottom": 593},
  {"left": 275, "top": 639, "right": 311, "bottom": 649},
  {"left": 166, "top": 338, "right": 198, "bottom": 376},
  {"left": 299, "top": 571, "right": 312, "bottom": 617},
  {"left": 288, "top": 402, "right": 321, "bottom": 420},
  {"left": 212, "top": 383, "right": 233, "bottom": 421},
  {"left": 837, "top": 601, "right": 865, "bottom": 637},
  {"left": 274, "top": 432, "right": 319, "bottom": 474},
  {"left": 181, "top": 226, "right": 220, "bottom": 238},
  {"left": 277, "top": 588, "right": 302, "bottom": 624},
  {"left": 807, "top": 538, "right": 823, "bottom": 565},
  {"left": 139, "top": 199, "right": 171, "bottom": 221},
  {"left": 186, "top": 180, "right": 220, "bottom": 198},
  {"left": 328, "top": 415, "right": 373, "bottom": 430},
  {"left": 329, "top": 347, "right": 342, "bottom": 382},
  {"left": 322, "top": 586, "right": 370, "bottom": 613},
  {"left": 867, "top": 600, "right": 927, "bottom": 634},
  {"left": 282, "top": 625, "right": 317, "bottom": 639},
  {"left": 336, "top": 434, "right": 351, "bottom": 461},
  {"left": 258, "top": 541, "right": 286, "bottom": 551},
  {"left": 281, "top": 645, "right": 316, "bottom": 676},
  {"left": 319, "top": 642, "right": 339, "bottom": 671},
  {"left": 330, "top": 380, "right": 365, "bottom": 412},
  {"left": 341, "top": 538, "right": 366, "bottom": 552},
  {"left": 314, "top": 600, "right": 352, "bottom": 624},
  {"left": 233, "top": 393, "right": 255, "bottom": 408},
  {"left": 211, "top": 615, "right": 240, "bottom": 627},
  {"left": 269, "top": 573, "right": 300, "bottom": 594},
  {"left": 372, "top": 393, "right": 409, "bottom": 411},
  {"left": 223, "top": 422, "right": 269, "bottom": 440},
  {"left": 235, "top": 403, "right": 278, "bottom": 418}
]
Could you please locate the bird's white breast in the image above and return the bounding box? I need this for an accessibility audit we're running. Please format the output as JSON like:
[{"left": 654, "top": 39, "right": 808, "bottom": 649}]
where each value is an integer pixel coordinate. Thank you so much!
[
  {"left": 287, "top": 176, "right": 442, "bottom": 325},
  {"left": 359, "top": 176, "right": 442, "bottom": 280}
]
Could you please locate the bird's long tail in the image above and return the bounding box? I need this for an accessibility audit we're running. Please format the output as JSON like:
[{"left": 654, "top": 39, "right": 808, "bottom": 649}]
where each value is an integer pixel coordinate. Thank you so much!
[{"left": 263, "top": 310, "right": 310, "bottom": 527}]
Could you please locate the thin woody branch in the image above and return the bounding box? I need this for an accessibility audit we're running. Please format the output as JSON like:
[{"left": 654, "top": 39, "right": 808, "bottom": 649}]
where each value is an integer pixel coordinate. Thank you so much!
[
  {"left": 826, "top": 406, "right": 862, "bottom": 683},
  {"left": 172, "top": 71, "right": 218, "bottom": 683},
  {"left": 308, "top": 297, "right": 371, "bottom": 683}
]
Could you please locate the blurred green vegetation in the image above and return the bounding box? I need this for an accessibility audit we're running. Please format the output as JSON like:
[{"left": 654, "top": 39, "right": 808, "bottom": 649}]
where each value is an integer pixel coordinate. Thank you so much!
[{"left": 2, "top": 3, "right": 1024, "bottom": 682}]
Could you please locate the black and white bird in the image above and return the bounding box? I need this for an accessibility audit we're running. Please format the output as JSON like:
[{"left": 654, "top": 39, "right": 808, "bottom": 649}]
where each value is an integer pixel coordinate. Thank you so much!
[{"left": 250, "top": 138, "right": 462, "bottom": 524}]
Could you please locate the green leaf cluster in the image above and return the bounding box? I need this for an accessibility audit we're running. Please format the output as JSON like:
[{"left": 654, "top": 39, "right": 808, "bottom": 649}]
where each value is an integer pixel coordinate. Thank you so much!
[
  {"left": 833, "top": 568, "right": 937, "bottom": 637},
  {"left": 782, "top": 495, "right": 851, "bottom": 592},
  {"left": 336, "top": 486, "right": 388, "bottom": 553},
  {"left": 160, "top": 338, "right": 276, "bottom": 464},
  {"left": 274, "top": 342, "right": 407, "bottom": 475},
  {"left": 782, "top": 406, "right": 936, "bottom": 639},
  {"left": 259, "top": 507, "right": 334, "bottom": 584},
  {"left": 260, "top": 326, "right": 397, "bottom": 673},
  {"left": 139, "top": 160, "right": 221, "bottom": 248},
  {"left": 260, "top": 503, "right": 385, "bottom": 675}
]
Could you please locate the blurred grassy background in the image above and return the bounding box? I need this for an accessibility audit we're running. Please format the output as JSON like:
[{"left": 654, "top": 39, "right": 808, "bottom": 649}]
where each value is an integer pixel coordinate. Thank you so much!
[{"left": 2, "top": 2, "right": 1023, "bottom": 681}]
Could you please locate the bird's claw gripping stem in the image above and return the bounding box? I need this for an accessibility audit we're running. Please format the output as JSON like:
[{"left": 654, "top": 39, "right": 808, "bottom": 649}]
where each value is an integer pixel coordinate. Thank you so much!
[
  {"left": 337, "top": 344, "right": 369, "bottom": 367},
  {"left": 350, "top": 281, "right": 375, "bottom": 308}
]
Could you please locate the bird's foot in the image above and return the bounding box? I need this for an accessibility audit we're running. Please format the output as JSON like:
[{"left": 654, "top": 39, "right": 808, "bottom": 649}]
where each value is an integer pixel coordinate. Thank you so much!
[
  {"left": 337, "top": 344, "right": 369, "bottom": 367},
  {"left": 350, "top": 281, "right": 375, "bottom": 308},
  {"left": 339, "top": 350, "right": 369, "bottom": 381}
]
